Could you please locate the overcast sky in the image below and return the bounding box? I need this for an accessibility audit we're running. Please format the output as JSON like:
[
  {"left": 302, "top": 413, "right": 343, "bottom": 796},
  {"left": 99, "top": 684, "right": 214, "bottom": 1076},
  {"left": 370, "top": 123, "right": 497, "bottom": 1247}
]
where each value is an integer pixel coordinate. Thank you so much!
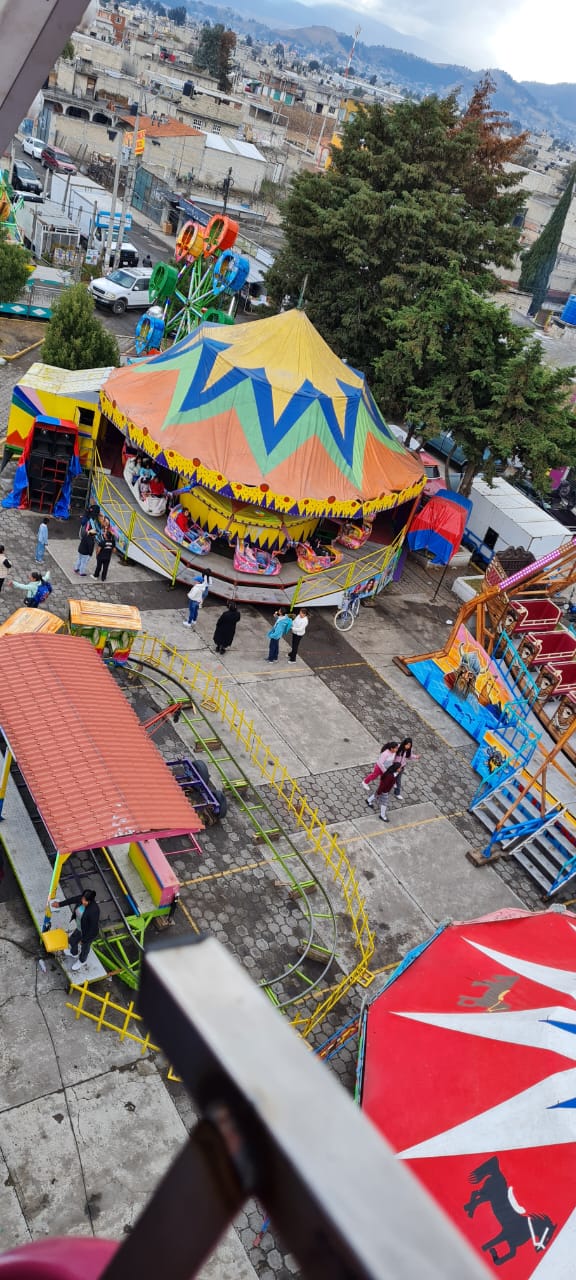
[{"left": 323, "top": 0, "right": 575, "bottom": 82}]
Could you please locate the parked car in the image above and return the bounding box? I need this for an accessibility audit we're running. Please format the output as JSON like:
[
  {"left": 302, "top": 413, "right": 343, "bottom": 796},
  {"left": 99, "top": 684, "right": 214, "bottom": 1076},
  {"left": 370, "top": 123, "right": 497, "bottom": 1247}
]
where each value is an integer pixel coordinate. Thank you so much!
[
  {"left": 22, "top": 136, "right": 45, "bottom": 160},
  {"left": 107, "top": 241, "right": 139, "bottom": 269},
  {"left": 41, "top": 144, "right": 76, "bottom": 174},
  {"left": 89, "top": 268, "right": 153, "bottom": 313},
  {"left": 11, "top": 159, "right": 43, "bottom": 195},
  {"left": 425, "top": 431, "right": 467, "bottom": 470}
]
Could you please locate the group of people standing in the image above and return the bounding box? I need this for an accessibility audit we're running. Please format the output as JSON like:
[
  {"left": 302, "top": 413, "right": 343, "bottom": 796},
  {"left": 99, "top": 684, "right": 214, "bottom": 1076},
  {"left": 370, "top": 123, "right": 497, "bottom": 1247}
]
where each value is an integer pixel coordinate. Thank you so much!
[
  {"left": 74, "top": 505, "right": 117, "bottom": 583},
  {"left": 183, "top": 588, "right": 310, "bottom": 665},
  {"left": 362, "top": 738, "right": 416, "bottom": 822}
]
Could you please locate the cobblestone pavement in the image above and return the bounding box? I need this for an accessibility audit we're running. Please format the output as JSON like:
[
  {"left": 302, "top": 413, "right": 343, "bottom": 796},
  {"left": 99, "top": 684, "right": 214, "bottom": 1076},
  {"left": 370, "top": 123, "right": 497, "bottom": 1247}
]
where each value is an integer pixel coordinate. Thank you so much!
[{"left": 0, "top": 495, "right": 565, "bottom": 1273}]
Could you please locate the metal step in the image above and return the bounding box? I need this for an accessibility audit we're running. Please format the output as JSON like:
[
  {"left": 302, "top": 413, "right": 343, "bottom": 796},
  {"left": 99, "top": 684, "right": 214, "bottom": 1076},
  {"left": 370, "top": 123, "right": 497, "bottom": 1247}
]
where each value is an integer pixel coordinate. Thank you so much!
[{"left": 511, "top": 847, "right": 556, "bottom": 893}]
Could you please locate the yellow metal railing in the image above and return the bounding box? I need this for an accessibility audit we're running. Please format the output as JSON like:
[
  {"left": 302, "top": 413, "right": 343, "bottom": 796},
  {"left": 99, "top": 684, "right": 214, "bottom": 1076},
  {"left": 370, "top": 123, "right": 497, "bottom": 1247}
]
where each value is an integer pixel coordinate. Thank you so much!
[
  {"left": 67, "top": 983, "right": 160, "bottom": 1053},
  {"left": 292, "top": 530, "right": 405, "bottom": 606},
  {"left": 131, "top": 633, "right": 376, "bottom": 1037},
  {"left": 92, "top": 462, "right": 183, "bottom": 585}
]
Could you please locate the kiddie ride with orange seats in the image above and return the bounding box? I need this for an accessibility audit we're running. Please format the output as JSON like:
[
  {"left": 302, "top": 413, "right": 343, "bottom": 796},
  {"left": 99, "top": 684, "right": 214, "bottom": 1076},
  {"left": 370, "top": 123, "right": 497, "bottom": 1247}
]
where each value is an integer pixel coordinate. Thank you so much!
[
  {"left": 134, "top": 215, "right": 250, "bottom": 354},
  {"left": 296, "top": 541, "right": 343, "bottom": 574}
]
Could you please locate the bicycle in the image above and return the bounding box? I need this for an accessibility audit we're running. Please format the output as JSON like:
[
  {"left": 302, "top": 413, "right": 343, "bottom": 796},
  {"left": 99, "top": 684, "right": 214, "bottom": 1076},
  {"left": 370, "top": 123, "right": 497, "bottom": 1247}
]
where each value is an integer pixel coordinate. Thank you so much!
[{"left": 334, "top": 591, "right": 361, "bottom": 631}]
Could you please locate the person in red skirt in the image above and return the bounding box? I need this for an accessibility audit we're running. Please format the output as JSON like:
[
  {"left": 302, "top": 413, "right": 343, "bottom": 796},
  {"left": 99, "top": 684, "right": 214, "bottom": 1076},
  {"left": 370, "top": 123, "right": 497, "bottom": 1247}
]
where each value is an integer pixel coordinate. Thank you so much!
[{"left": 365, "top": 762, "right": 403, "bottom": 822}]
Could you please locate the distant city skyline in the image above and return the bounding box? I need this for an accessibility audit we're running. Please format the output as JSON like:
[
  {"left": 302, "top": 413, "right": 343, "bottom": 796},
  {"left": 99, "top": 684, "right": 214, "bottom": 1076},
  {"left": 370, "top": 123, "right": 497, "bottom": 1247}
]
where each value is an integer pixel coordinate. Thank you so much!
[{"left": 244, "top": 0, "right": 574, "bottom": 84}]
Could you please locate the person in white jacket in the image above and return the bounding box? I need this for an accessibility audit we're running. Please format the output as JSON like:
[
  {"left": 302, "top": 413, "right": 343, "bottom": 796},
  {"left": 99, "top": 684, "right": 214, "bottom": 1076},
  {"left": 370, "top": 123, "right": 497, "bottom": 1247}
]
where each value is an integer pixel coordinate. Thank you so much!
[
  {"left": 184, "top": 575, "right": 206, "bottom": 627},
  {"left": 288, "top": 608, "right": 309, "bottom": 662}
]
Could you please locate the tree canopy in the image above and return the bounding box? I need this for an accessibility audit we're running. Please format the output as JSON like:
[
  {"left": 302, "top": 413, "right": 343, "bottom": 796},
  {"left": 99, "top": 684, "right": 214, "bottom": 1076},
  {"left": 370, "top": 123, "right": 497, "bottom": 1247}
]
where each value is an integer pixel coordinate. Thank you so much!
[
  {"left": 170, "top": 5, "right": 186, "bottom": 26},
  {"left": 0, "top": 229, "right": 32, "bottom": 306},
  {"left": 374, "top": 269, "right": 576, "bottom": 494},
  {"left": 520, "top": 167, "right": 576, "bottom": 315},
  {"left": 195, "top": 23, "right": 236, "bottom": 91},
  {"left": 41, "top": 284, "right": 120, "bottom": 371},
  {"left": 266, "top": 78, "right": 527, "bottom": 373}
]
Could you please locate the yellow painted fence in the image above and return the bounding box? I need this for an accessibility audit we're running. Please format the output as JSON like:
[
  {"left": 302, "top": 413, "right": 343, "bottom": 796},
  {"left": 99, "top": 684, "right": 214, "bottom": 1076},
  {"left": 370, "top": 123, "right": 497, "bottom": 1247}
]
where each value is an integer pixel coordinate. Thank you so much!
[{"left": 131, "top": 633, "right": 376, "bottom": 1037}]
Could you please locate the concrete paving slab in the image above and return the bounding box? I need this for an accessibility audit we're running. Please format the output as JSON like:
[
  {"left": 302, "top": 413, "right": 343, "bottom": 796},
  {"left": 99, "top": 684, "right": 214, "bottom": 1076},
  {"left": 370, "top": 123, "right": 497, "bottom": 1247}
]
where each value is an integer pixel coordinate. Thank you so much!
[
  {"left": 38, "top": 988, "right": 151, "bottom": 1087},
  {"left": 199, "top": 1231, "right": 259, "bottom": 1280},
  {"left": 365, "top": 809, "right": 525, "bottom": 924},
  {"left": 0, "top": 1089, "right": 89, "bottom": 1238},
  {"left": 47, "top": 534, "right": 154, "bottom": 586},
  {"left": 245, "top": 677, "right": 379, "bottom": 774},
  {"left": 0, "top": 1148, "right": 30, "bottom": 1248},
  {"left": 165, "top": 680, "right": 312, "bottom": 781},
  {"left": 0, "top": 994, "right": 63, "bottom": 1112},
  {"left": 65, "top": 1059, "right": 187, "bottom": 1237}
]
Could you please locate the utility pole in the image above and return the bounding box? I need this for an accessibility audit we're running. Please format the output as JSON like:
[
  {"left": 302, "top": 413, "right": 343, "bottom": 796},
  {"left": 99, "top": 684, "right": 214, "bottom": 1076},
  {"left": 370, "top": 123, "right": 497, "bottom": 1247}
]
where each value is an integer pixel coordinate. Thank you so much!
[
  {"left": 115, "top": 88, "right": 143, "bottom": 265},
  {"left": 103, "top": 129, "right": 124, "bottom": 270},
  {"left": 221, "top": 165, "right": 233, "bottom": 214}
]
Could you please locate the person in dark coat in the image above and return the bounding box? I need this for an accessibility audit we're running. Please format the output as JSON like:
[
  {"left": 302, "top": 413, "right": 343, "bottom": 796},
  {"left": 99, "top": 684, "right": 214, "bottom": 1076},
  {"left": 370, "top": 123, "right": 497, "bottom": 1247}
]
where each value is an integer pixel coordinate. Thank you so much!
[
  {"left": 50, "top": 888, "right": 100, "bottom": 970},
  {"left": 92, "top": 517, "right": 116, "bottom": 583},
  {"left": 74, "top": 521, "right": 96, "bottom": 575},
  {"left": 213, "top": 603, "right": 240, "bottom": 654}
]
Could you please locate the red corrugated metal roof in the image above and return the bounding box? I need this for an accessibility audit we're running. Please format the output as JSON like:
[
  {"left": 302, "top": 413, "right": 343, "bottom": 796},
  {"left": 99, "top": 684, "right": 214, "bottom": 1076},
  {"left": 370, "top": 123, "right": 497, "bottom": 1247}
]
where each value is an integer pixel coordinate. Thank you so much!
[{"left": 0, "top": 635, "right": 202, "bottom": 852}]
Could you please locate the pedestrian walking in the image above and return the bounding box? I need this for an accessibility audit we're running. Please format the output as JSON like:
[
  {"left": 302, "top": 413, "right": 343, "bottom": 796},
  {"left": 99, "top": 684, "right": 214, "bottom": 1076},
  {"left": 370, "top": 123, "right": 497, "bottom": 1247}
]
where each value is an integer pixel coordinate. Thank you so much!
[
  {"left": 213, "top": 602, "right": 240, "bottom": 653},
  {"left": 366, "top": 762, "right": 403, "bottom": 822},
  {"left": 35, "top": 518, "right": 49, "bottom": 563},
  {"left": 50, "top": 888, "right": 100, "bottom": 971},
  {"left": 394, "top": 737, "right": 418, "bottom": 801},
  {"left": 0, "top": 544, "right": 11, "bottom": 593},
  {"left": 266, "top": 608, "right": 292, "bottom": 662},
  {"left": 288, "top": 608, "right": 308, "bottom": 662},
  {"left": 74, "top": 520, "right": 96, "bottom": 576},
  {"left": 92, "top": 517, "right": 116, "bottom": 582},
  {"left": 361, "top": 741, "right": 399, "bottom": 791},
  {"left": 184, "top": 575, "right": 205, "bottom": 627},
  {"left": 9, "top": 570, "right": 52, "bottom": 606}
]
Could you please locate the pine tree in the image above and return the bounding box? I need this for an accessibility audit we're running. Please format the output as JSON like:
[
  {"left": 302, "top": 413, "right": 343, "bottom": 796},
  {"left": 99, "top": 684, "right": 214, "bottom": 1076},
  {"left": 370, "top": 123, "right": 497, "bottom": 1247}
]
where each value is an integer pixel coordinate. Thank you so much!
[
  {"left": 41, "top": 284, "right": 120, "bottom": 371},
  {"left": 266, "top": 87, "right": 526, "bottom": 373},
  {"left": 520, "top": 168, "right": 576, "bottom": 316},
  {"left": 0, "top": 227, "right": 32, "bottom": 305},
  {"left": 374, "top": 269, "right": 576, "bottom": 494}
]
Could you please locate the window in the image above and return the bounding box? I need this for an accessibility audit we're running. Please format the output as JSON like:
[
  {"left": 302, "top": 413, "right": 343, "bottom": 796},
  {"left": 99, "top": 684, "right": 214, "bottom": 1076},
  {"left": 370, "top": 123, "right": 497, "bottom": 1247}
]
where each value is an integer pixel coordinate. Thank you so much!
[
  {"left": 76, "top": 407, "right": 94, "bottom": 427},
  {"left": 192, "top": 117, "right": 204, "bottom": 129},
  {"left": 212, "top": 123, "right": 221, "bottom": 134},
  {"left": 484, "top": 526, "right": 499, "bottom": 552}
]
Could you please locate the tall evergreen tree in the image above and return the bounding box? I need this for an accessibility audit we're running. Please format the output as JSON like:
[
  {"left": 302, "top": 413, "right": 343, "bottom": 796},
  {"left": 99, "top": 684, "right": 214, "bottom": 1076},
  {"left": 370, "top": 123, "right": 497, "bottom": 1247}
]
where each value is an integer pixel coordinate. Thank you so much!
[
  {"left": 375, "top": 269, "right": 576, "bottom": 494},
  {"left": 520, "top": 168, "right": 576, "bottom": 315},
  {"left": 0, "top": 227, "right": 32, "bottom": 305},
  {"left": 42, "top": 284, "right": 120, "bottom": 371},
  {"left": 266, "top": 87, "right": 526, "bottom": 373}
]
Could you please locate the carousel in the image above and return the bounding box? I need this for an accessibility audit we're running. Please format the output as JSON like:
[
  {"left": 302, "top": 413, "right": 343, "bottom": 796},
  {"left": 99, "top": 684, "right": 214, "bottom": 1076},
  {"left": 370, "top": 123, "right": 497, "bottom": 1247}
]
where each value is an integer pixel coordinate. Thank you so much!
[{"left": 98, "top": 310, "right": 425, "bottom": 603}]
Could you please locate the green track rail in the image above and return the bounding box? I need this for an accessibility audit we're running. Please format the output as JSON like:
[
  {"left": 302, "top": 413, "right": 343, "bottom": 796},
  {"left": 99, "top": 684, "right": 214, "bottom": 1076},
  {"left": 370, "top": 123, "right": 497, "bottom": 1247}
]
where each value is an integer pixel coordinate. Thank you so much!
[{"left": 122, "top": 657, "right": 339, "bottom": 1012}]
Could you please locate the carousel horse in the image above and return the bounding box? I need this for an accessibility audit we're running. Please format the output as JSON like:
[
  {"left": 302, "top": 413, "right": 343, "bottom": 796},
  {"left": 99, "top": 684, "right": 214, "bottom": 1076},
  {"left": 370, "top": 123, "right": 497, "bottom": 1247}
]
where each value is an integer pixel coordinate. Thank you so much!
[
  {"left": 336, "top": 518, "right": 374, "bottom": 550},
  {"left": 296, "top": 541, "right": 343, "bottom": 574},
  {"left": 165, "top": 506, "right": 212, "bottom": 554},
  {"left": 233, "top": 540, "right": 281, "bottom": 576}
]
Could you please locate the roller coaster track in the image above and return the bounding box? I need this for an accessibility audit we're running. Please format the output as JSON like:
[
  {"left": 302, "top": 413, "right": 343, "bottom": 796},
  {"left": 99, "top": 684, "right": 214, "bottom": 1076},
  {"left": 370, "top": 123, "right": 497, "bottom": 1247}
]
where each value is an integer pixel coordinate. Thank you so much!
[{"left": 122, "top": 650, "right": 340, "bottom": 1017}]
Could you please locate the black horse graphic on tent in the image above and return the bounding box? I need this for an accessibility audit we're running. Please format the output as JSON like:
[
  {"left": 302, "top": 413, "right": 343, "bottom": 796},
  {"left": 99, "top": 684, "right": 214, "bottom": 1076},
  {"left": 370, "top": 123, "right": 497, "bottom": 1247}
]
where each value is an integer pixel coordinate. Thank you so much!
[{"left": 464, "top": 1156, "right": 556, "bottom": 1266}]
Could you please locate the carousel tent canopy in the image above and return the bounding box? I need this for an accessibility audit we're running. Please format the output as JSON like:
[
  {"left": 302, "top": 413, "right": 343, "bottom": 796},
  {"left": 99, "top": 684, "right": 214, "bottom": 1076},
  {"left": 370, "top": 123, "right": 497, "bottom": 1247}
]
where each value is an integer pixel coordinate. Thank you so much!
[{"left": 101, "top": 310, "right": 424, "bottom": 520}]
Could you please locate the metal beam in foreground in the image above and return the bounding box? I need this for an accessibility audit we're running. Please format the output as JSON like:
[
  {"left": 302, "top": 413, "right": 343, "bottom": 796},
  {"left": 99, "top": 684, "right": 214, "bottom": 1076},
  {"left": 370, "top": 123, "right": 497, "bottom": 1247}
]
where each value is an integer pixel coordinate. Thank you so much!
[
  {"left": 101, "top": 935, "right": 488, "bottom": 1280},
  {"left": 0, "top": 0, "right": 90, "bottom": 155}
]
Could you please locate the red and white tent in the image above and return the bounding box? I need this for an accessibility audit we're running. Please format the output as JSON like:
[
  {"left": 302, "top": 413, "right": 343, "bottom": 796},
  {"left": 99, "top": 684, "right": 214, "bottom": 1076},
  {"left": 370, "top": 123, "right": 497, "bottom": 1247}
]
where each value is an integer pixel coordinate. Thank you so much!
[{"left": 358, "top": 909, "right": 576, "bottom": 1276}]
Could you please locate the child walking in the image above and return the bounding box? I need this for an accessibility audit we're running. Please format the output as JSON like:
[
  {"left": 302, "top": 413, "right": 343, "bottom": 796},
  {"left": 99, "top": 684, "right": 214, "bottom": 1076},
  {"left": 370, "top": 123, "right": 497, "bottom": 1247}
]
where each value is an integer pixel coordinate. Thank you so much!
[
  {"left": 366, "top": 762, "right": 403, "bottom": 823},
  {"left": 394, "top": 737, "right": 418, "bottom": 801},
  {"left": 362, "top": 741, "right": 399, "bottom": 791}
]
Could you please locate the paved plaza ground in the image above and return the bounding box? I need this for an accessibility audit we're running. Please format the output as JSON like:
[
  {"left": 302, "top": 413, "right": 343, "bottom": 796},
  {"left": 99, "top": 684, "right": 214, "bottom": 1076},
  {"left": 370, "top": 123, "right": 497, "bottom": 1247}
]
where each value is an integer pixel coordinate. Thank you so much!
[{"left": 0, "top": 486, "right": 555, "bottom": 1276}]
